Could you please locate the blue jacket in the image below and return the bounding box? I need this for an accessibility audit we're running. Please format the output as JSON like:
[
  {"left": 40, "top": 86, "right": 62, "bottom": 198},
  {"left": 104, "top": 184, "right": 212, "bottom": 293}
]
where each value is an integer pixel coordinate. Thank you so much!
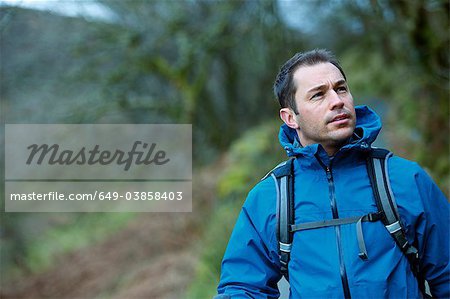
[{"left": 217, "top": 106, "right": 449, "bottom": 298}]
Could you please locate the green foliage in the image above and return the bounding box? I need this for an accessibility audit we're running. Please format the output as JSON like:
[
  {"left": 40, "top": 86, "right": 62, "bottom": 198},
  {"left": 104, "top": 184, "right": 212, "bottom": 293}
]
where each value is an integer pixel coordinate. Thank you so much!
[
  {"left": 185, "top": 200, "right": 242, "bottom": 299},
  {"left": 218, "top": 122, "right": 285, "bottom": 198},
  {"left": 187, "top": 122, "right": 285, "bottom": 298},
  {"left": 3, "top": 1, "right": 301, "bottom": 163},
  {"left": 0, "top": 2, "right": 300, "bottom": 284}
]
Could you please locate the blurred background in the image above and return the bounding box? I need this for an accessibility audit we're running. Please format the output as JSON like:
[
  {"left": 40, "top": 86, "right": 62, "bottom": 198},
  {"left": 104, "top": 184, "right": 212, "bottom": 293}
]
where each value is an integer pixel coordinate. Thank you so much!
[{"left": 0, "top": 0, "right": 448, "bottom": 298}]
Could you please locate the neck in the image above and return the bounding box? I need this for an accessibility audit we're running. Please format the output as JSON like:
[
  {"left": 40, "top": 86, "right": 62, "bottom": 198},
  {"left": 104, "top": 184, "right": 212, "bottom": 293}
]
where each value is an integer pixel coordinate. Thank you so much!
[{"left": 323, "top": 146, "right": 339, "bottom": 156}]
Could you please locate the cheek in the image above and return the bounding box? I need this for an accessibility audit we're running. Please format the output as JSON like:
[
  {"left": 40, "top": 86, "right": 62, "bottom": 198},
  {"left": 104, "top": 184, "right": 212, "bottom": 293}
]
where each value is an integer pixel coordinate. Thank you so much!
[
  {"left": 345, "top": 94, "right": 355, "bottom": 106},
  {"left": 346, "top": 98, "right": 356, "bottom": 116},
  {"left": 297, "top": 113, "right": 319, "bottom": 131}
]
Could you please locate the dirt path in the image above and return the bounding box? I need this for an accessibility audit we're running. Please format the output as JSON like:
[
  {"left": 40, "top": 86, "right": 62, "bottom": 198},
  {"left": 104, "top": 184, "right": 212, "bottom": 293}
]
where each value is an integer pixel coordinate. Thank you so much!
[
  {"left": 2, "top": 214, "right": 197, "bottom": 299},
  {"left": 2, "top": 159, "right": 224, "bottom": 299}
]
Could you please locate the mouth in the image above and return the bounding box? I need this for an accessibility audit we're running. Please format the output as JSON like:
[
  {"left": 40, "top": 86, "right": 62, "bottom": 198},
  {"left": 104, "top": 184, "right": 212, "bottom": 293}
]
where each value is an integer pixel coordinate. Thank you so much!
[{"left": 329, "top": 113, "right": 350, "bottom": 124}]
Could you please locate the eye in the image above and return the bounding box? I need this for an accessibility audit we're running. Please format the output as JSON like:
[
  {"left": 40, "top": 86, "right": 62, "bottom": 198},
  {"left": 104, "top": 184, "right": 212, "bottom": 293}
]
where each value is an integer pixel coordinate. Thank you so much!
[
  {"left": 311, "top": 92, "right": 324, "bottom": 100},
  {"left": 336, "top": 86, "right": 348, "bottom": 93}
]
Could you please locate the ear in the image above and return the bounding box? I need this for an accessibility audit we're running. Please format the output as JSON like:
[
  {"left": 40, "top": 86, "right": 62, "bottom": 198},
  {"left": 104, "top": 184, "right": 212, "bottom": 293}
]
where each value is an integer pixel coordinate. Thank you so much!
[{"left": 280, "top": 108, "right": 299, "bottom": 129}]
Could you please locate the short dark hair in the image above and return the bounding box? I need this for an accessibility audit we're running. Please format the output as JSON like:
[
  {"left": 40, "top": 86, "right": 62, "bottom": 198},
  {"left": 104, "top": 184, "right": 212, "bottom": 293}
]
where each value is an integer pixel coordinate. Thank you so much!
[{"left": 273, "top": 49, "right": 346, "bottom": 114}]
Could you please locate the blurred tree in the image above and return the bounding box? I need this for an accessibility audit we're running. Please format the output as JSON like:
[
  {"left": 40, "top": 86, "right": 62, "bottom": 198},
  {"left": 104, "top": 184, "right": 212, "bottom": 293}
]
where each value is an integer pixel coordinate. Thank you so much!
[
  {"left": 296, "top": 0, "right": 449, "bottom": 191},
  {"left": 0, "top": 0, "right": 304, "bottom": 280},
  {"left": 70, "top": 0, "right": 303, "bottom": 162},
  {"left": 2, "top": 1, "right": 303, "bottom": 162}
]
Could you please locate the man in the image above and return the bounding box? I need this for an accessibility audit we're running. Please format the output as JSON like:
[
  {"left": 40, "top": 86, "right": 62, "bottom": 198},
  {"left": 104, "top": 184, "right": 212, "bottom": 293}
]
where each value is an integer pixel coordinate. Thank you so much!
[{"left": 215, "top": 49, "right": 449, "bottom": 298}]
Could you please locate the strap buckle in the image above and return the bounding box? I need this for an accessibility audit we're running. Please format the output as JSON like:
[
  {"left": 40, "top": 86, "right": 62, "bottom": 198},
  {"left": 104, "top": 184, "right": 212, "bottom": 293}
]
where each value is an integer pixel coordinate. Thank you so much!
[
  {"left": 367, "top": 211, "right": 383, "bottom": 222},
  {"left": 358, "top": 252, "right": 368, "bottom": 260}
]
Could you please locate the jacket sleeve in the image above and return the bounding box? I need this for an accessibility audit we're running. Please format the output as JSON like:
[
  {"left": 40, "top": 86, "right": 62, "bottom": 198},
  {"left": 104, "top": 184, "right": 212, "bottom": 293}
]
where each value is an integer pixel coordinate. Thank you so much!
[
  {"left": 216, "top": 185, "right": 282, "bottom": 298},
  {"left": 413, "top": 167, "right": 450, "bottom": 298}
]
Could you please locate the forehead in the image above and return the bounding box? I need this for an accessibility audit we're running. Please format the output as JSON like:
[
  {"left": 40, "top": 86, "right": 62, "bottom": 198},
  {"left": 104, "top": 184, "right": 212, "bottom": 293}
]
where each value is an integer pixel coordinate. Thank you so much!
[{"left": 292, "top": 62, "right": 345, "bottom": 93}]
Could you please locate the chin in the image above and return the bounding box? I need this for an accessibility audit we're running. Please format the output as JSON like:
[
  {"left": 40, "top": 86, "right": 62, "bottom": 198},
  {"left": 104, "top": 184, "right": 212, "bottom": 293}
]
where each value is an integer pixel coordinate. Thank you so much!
[{"left": 330, "top": 128, "right": 354, "bottom": 143}]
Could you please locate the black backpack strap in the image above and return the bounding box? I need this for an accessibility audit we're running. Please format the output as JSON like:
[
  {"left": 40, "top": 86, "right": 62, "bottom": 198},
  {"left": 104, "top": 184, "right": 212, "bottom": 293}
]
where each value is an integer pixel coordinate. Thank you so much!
[
  {"left": 367, "top": 148, "right": 428, "bottom": 296},
  {"left": 269, "top": 157, "right": 295, "bottom": 279}
]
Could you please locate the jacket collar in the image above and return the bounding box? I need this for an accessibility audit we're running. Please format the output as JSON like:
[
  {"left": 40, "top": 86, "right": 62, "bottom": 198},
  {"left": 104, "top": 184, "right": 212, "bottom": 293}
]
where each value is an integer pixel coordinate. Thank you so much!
[{"left": 278, "top": 105, "right": 382, "bottom": 158}]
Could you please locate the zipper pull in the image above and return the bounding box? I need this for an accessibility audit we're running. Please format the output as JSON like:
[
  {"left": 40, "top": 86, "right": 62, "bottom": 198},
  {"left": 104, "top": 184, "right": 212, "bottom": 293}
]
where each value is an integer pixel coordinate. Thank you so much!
[{"left": 326, "top": 167, "right": 332, "bottom": 180}]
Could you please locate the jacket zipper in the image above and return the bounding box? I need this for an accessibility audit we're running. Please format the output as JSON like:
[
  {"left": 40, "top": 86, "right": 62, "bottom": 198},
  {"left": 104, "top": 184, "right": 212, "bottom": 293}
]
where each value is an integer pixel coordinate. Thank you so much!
[{"left": 325, "top": 166, "right": 352, "bottom": 299}]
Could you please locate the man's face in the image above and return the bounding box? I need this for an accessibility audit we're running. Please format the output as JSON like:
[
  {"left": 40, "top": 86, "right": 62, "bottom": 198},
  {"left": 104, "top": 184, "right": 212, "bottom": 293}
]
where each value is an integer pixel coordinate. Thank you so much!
[{"left": 290, "top": 62, "right": 356, "bottom": 154}]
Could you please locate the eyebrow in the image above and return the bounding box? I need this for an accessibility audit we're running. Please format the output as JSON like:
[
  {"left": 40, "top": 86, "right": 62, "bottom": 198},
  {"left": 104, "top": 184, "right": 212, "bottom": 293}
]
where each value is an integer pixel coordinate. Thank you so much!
[{"left": 306, "top": 79, "right": 347, "bottom": 94}]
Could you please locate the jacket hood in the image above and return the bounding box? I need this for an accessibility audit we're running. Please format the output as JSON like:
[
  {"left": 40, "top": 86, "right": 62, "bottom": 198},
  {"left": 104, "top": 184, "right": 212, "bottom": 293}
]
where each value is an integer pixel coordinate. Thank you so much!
[{"left": 279, "top": 105, "right": 382, "bottom": 157}]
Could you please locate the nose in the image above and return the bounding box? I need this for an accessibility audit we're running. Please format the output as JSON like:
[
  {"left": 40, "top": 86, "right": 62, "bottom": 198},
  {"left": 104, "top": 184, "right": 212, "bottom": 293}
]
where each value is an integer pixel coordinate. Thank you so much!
[{"left": 328, "top": 90, "right": 344, "bottom": 110}]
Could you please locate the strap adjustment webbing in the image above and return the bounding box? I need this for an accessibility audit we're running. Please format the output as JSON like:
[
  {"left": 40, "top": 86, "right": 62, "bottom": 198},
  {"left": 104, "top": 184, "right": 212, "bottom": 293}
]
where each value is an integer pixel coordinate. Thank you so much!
[
  {"left": 270, "top": 158, "right": 295, "bottom": 279},
  {"left": 385, "top": 221, "right": 402, "bottom": 234},
  {"left": 279, "top": 242, "right": 292, "bottom": 253},
  {"left": 368, "top": 149, "right": 427, "bottom": 296}
]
